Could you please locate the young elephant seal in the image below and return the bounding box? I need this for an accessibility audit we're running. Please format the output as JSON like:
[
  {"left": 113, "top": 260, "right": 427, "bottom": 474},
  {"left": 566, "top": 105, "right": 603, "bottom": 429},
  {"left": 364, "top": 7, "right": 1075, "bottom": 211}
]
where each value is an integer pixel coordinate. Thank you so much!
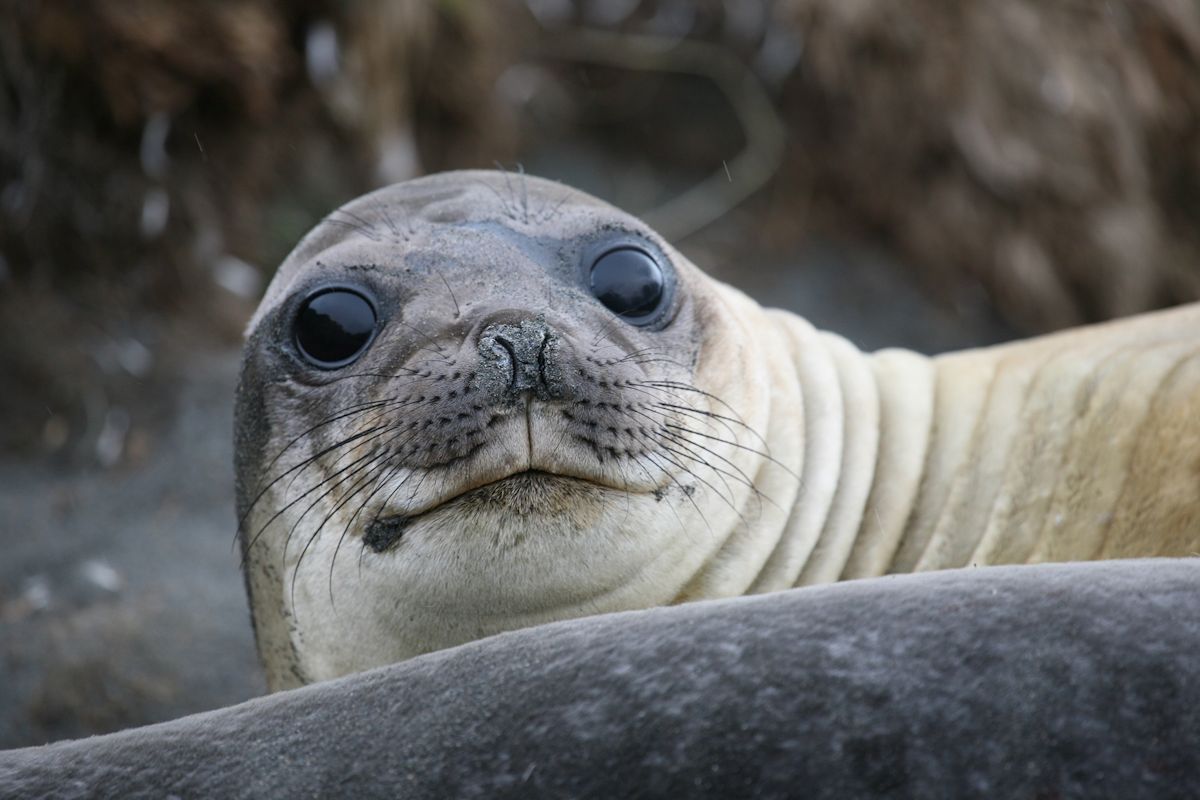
[{"left": 237, "top": 170, "right": 1200, "bottom": 689}]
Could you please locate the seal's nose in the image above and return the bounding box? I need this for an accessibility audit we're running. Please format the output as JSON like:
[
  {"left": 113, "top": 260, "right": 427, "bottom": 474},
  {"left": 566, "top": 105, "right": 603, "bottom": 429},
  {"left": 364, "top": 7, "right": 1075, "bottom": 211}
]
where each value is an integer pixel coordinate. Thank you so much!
[{"left": 476, "top": 316, "right": 562, "bottom": 400}]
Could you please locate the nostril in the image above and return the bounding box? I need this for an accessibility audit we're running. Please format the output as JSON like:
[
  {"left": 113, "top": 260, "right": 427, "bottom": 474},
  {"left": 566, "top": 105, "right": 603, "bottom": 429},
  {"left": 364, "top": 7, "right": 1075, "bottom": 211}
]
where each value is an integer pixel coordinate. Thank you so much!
[
  {"left": 477, "top": 318, "right": 560, "bottom": 399},
  {"left": 536, "top": 332, "right": 550, "bottom": 382},
  {"left": 492, "top": 334, "right": 516, "bottom": 358},
  {"left": 491, "top": 335, "right": 518, "bottom": 383}
]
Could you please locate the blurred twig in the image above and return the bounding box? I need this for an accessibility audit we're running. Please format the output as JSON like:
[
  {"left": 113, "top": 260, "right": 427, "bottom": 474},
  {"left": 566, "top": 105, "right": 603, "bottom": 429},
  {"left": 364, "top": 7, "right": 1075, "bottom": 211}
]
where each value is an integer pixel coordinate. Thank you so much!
[{"left": 538, "top": 29, "right": 785, "bottom": 241}]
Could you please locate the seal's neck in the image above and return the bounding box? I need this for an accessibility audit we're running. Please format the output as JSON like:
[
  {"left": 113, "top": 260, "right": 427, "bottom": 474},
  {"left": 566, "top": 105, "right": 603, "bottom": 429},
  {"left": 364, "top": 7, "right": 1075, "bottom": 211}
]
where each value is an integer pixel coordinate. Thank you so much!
[
  {"left": 669, "top": 283, "right": 937, "bottom": 599},
  {"left": 773, "top": 302, "right": 1200, "bottom": 587},
  {"left": 747, "top": 311, "right": 936, "bottom": 590},
  {"left": 670, "top": 286, "right": 1198, "bottom": 602}
]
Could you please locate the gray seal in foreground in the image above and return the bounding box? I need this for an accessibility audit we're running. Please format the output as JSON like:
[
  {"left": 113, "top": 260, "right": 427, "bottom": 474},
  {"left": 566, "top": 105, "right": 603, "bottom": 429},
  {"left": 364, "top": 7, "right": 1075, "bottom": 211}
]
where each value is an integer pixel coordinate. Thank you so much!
[
  {"left": 3, "top": 560, "right": 1199, "bottom": 798},
  {"left": 235, "top": 169, "right": 1200, "bottom": 688}
]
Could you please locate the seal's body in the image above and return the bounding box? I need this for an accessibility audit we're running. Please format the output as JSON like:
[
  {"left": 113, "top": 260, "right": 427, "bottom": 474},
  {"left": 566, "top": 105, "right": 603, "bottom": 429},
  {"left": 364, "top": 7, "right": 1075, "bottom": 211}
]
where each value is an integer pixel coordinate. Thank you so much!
[
  {"left": 236, "top": 171, "right": 1200, "bottom": 688},
  {"left": 8, "top": 561, "right": 1200, "bottom": 798}
]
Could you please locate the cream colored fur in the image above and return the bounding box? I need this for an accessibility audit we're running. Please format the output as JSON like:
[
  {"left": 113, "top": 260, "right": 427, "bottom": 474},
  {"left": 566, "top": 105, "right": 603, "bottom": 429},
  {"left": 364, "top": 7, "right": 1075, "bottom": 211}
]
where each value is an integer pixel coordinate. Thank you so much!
[{"left": 708, "top": 284, "right": 1200, "bottom": 589}]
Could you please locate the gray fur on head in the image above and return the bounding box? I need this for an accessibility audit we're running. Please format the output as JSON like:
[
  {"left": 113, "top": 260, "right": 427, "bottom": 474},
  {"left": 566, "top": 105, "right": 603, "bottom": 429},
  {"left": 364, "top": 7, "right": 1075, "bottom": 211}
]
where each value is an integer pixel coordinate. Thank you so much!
[{"left": 233, "top": 170, "right": 739, "bottom": 687}]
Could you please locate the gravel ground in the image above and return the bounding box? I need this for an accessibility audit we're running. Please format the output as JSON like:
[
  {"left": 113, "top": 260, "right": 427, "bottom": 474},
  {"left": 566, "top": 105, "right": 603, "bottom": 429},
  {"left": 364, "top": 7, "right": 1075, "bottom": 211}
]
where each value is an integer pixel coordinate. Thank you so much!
[{"left": 0, "top": 352, "right": 264, "bottom": 748}]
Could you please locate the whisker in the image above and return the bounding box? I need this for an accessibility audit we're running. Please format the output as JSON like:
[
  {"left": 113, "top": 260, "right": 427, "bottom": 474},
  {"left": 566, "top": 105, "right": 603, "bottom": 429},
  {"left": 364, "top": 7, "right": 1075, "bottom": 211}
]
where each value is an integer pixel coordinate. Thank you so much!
[
  {"left": 432, "top": 267, "right": 461, "bottom": 318},
  {"left": 641, "top": 451, "right": 713, "bottom": 534},
  {"left": 625, "top": 450, "right": 691, "bottom": 537},
  {"left": 379, "top": 209, "right": 403, "bottom": 238},
  {"left": 393, "top": 319, "right": 453, "bottom": 363},
  {"left": 334, "top": 207, "right": 378, "bottom": 231},
  {"left": 243, "top": 414, "right": 429, "bottom": 566},
  {"left": 628, "top": 406, "right": 777, "bottom": 513},
  {"left": 290, "top": 452, "right": 404, "bottom": 617},
  {"left": 328, "top": 457, "right": 415, "bottom": 605},
  {"left": 517, "top": 163, "right": 530, "bottom": 224},
  {"left": 649, "top": 442, "right": 751, "bottom": 527},
  {"left": 239, "top": 420, "right": 399, "bottom": 550},
  {"left": 637, "top": 386, "right": 771, "bottom": 449},
  {"left": 279, "top": 418, "right": 429, "bottom": 569},
  {"left": 257, "top": 396, "right": 408, "bottom": 483},
  {"left": 245, "top": 433, "right": 394, "bottom": 565},
  {"left": 639, "top": 380, "right": 757, "bottom": 431},
  {"left": 662, "top": 420, "right": 798, "bottom": 480},
  {"left": 539, "top": 189, "right": 573, "bottom": 222},
  {"left": 324, "top": 216, "right": 381, "bottom": 243},
  {"left": 649, "top": 399, "right": 742, "bottom": 442},
  {"left": 289, "top": 453, "right": 398, "bottom": 618},
  {"left": 253, "top": 393, "right": 431, "bottom": 516}
]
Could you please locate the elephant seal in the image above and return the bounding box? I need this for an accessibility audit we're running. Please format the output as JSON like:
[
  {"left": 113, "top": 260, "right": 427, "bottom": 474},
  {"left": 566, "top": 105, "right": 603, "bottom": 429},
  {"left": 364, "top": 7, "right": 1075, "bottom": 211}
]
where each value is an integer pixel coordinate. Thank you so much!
[
  {"left": 236, "top": 170, "right": 1200, "bottom": 689},
  {"left": 5, "top": 560, "right": 1200, "bottom": 798}
]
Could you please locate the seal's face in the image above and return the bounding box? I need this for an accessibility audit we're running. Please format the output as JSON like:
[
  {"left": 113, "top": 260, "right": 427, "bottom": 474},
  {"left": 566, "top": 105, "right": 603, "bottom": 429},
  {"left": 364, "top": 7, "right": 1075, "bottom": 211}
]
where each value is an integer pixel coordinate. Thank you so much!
[{"left": 237, "top": 172, "right": 776, "bottom": 687}]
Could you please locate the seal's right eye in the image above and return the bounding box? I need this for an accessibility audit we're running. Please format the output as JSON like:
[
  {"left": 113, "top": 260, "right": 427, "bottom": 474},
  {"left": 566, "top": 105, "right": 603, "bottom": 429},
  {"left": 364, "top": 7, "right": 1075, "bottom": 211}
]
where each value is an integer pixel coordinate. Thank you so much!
[
  {"left": 589, "top": 247, "right": 666, "bottom": 324},
  {"left": 294, "top": 288, "right": 378, "bottom": 369}
]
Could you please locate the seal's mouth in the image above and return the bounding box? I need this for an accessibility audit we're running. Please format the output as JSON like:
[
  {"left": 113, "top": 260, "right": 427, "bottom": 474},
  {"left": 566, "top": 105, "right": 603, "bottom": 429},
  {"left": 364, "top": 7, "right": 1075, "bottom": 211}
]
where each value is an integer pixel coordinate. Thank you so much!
[
  {"left": 422, "top": 466, "right": 628, "bottom": 515},
  {"left": 357, "top": 403, "right": 667, "bottom": 552},
  {"left": 437, "top": 468, "right": 607, "bottom": 509},
  {"left": 362, "top": 469, "right": 617, "bottom": 553}
]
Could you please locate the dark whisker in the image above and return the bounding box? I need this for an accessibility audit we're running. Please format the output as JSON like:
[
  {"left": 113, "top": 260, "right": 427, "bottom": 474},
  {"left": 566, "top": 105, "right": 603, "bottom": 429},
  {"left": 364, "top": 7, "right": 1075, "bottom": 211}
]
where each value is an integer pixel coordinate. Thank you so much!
[
  {"left": 239, "top": 419, "right": 400, "bottom": 548},
  {"left": 324, "top": 216, "right": 381, "bottom": 243},
  {"left": 290, "top": 452, "right": 404, "bottom": 616},
  {"left": 393, "top": 319, "right": 453, "bottom": 362},
  {"left": 278, "top": 418, "right": 429, "bottom": 566},
  {"left": 334, "top": 207, "right": 378, "bottom": 231},
  {"left": 475, "top": 176, "right": 517, "bottom": 220},
  {"left": 379, "top": 209, "right": 402, "bottom": 238},
  {"left": 624, "top": 450, "right": 690, "bottom": 536},
  {"left": 662, "top": 420, "right": 798, "bottom": 480},
  {"left": 628, "top": 406, "right": 777, "bottom": 512},
  {"left": 642, "top": 451, "right": 713, "bottom": 534},
  {"left": 539, "top": 189, "right": 572, "bottom": 222},
  {"left": 267, "top": 394, "right": 430, "bottom": 500},
  {"left": 314, "top": 369, "right": 422, "bottom": 384},
  {"left": 258, "top": 396, "right": 407, "bottom": 482},
  {"left": 244, "top": 427, "right": 401, "bottom": 564},
  {"left": 655, "top": 427, "right": 780, "bottom": 517},
  {"left": 432, "top": 267, "right": 460, "bottom": 318},
  {"left": 649, "top": 399, "right": 742, "bottom": 443},
  {"left": 518, "top": 163, "right": 530, "bottom": 223},
  {"left": 648, "top": 441, "right": 751, "bottom": 527},
  {"left": 328, "top": 457, "right": 414, "bottom": 605},
  {"left": 244, "top": 406, "right": 436, "bottom": 567},
  {"left": 637, "top": 385, "right": 771, "bottom": 448},
  {"left": 639, "top": 380, "right": 757, "bottom": 431}
]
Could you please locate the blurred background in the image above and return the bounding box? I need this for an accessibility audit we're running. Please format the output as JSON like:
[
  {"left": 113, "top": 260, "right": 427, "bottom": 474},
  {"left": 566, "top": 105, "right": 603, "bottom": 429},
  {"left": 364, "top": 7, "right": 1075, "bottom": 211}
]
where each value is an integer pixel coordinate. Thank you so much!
[{"left": 2, "top": 0, "right": 1198, "bottom": 747}]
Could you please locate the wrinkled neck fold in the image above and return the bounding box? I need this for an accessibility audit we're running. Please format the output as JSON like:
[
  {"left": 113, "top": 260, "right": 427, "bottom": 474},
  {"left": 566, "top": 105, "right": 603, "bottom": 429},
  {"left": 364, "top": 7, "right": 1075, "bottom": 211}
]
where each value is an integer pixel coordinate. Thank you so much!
[{"left": 672, "top": 281, "right": 937, "bottom": 599}]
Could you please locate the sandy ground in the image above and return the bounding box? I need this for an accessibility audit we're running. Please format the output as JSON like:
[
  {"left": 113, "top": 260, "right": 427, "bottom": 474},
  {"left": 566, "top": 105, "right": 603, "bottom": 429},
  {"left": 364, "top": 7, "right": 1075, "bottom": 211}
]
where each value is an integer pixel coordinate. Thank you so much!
[
  {"left": 0, "top": 353, "right": 264, "bottom": 748},
  {"left": 0, "top": 234, "right": 1011, "bottom": 749}
]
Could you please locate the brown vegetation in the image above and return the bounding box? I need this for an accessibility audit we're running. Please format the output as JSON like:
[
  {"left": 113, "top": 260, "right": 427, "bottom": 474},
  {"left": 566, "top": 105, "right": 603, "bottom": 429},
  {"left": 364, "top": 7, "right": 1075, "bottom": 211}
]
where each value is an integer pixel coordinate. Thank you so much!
[{"left": 2, "top": 0, "right": 1198, "bottom": 457}]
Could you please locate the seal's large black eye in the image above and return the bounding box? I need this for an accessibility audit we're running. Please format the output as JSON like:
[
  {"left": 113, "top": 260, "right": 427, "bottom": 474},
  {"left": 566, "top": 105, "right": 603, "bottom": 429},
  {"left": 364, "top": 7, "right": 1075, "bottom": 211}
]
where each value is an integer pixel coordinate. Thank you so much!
[
  {"left": 294, "top": 288, "right": 377, "bottom": 369},
  {"left": 589, "top": 247, "right": 665, "bottom": 323}
]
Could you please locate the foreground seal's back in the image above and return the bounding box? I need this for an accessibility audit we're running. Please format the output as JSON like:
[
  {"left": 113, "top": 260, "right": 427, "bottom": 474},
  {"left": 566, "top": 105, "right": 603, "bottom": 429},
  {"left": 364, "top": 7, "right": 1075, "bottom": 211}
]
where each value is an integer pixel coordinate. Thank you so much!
[{"left": 3, "top": 561, "right": 1199, "bottom": 798}]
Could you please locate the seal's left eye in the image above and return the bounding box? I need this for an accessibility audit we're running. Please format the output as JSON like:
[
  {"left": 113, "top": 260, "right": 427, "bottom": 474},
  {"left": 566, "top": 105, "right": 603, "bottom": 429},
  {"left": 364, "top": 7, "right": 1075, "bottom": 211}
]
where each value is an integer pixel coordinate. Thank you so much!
[
  {"left": 294, "top": 288, "right": 377, "bottom": 368},
  {"left": 589, "top": 247, "right": 665, "bottom": 324}
]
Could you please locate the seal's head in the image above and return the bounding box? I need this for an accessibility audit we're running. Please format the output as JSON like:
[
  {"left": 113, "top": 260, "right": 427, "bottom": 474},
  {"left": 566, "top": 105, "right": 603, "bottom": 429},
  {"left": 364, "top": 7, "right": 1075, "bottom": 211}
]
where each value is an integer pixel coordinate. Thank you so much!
[{"left": 237, "top": 171, "right": 794, "bottom": 688}]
